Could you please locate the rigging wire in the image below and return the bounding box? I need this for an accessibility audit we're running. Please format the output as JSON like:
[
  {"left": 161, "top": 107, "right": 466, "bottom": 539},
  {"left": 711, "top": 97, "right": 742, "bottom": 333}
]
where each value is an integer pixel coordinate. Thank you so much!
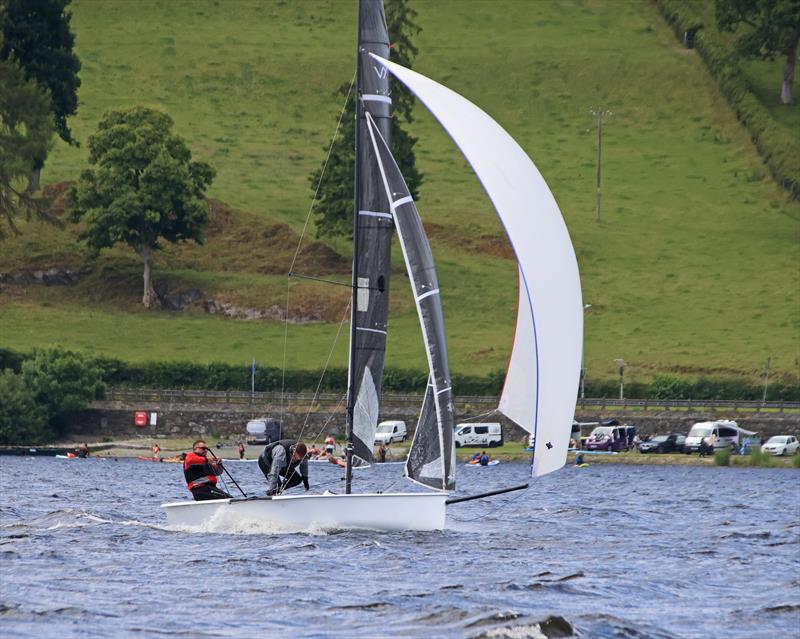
[
  {"left": 293, "top": 299, "right": 352, "bottom": 446},
  {"left": 456, "top": 408, "right": 500, "bottom": 423},
  {"left": 446, "top": 482, "right": 532, "bottom": 523},
  {"left": 279, "top": 71, "right": 357, "bottom": 432}
]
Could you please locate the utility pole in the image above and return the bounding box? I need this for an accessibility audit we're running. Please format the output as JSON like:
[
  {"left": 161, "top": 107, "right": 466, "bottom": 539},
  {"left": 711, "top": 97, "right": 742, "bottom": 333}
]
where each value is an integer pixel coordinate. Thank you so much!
[
  {"left": 615, "top": 358, "right": 625, "bottom": 400},
  {"left": 589, "top": 108, "right": 611, "bottom": 223},
  {"left": 250, "top": 358, "right": 256, "bottom": 403},
  {"left": 762, "top": 357, "right": 771, "bottom": 402},
  {"left": 580, "top": 303, "right": 591, "bottom": 400}
]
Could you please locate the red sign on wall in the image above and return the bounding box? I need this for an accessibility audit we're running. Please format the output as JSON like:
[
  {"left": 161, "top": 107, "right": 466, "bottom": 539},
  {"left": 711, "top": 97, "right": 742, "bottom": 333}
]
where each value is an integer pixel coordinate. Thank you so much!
[{"left": 134, "top": 411, "right": 148, "bottom": 427}]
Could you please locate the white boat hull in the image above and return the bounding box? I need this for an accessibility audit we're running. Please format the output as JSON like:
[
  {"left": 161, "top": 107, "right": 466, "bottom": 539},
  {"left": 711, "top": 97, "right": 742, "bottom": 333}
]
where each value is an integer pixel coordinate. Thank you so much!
[{"left": 161, "top": 492, "right": 447, "bottom": 533}]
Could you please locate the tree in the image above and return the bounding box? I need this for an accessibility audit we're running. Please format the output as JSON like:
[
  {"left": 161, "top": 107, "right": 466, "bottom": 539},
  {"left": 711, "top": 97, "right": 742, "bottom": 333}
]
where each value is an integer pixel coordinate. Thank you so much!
[
  {"left": 68, "top": 107, "right": 215, "bottom": 308},
  {"left": 0, "top": 55, "right": 55, "bottom": 238},
  {"left": 311, "top": 0, "right": 423, "bottom": 239},
  {"left": 0, "top": 347, "right": 104, "bottom": 444},
  {"left": 1, "top": 0, "right": 82, "bottom": 189},
  {"left": 21, "top": 347, "right": 105, "bottom": 438},
  {"left": 716, "top": 0, "right": 800, "bottom": 104},
  {"left": 0, "top": 369, "right": 49, "bottom": 444}
]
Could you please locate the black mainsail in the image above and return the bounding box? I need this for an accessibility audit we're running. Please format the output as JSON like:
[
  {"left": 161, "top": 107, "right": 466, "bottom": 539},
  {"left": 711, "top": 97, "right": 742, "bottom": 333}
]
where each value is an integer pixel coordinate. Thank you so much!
[
  {"left": 364, "top": 112, "right": 456, "bottom": 491},
  {"left": 346, "top": 0, "right": 394, "bottom": 480}
]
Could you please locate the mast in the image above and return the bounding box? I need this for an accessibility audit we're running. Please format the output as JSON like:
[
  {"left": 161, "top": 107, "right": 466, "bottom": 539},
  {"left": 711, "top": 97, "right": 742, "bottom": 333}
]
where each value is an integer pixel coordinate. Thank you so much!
[
  {"left": 345, "top": 0, "right": 393, "bottom": 493},
  {"left": 344, "top": 0, "right": 366, "bottom": 494}
]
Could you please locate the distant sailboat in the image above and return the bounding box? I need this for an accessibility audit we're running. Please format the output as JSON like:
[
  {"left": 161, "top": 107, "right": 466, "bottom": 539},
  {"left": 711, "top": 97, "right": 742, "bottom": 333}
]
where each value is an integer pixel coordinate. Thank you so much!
[{"left": 161, "top": 0, "right": 582, "bottom": 532}]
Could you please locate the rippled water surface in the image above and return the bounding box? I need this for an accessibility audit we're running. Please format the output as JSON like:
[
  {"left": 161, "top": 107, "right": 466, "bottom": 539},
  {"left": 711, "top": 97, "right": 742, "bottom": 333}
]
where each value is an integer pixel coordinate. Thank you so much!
[{"left": 1, "top": 456, "right": 798, "bottom": 638}]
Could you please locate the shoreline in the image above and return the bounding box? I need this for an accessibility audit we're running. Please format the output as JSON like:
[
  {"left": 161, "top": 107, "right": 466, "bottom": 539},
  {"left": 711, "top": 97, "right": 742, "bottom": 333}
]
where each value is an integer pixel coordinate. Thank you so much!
[{"left": 4, "top": 439, "right": 797, "bottom": 468}]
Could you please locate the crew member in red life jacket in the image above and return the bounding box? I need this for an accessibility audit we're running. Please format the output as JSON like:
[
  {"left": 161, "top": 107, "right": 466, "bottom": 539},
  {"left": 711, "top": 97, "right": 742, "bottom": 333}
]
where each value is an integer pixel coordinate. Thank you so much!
[
  {"left": 258, "top": 440, "right": 309, "bottom": 496},
  {"left": 183, "top": 440, "right": 231, "bottom": 501}
]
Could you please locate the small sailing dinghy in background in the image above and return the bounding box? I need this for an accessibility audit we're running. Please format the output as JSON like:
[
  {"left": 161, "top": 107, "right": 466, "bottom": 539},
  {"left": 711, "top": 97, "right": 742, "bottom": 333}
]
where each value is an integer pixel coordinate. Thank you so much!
[{"left": 161, "top": 0, "right": 582, "bottom": 533}]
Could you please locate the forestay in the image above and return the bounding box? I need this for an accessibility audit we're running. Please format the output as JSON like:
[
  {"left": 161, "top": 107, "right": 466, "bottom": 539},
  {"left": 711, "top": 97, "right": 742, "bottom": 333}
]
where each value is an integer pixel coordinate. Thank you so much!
[
  {"left": 371, "top": 55, "right": 583, "bottom": 478},
  {"left": 349, "top": 0, "right": 394, "bottom": 464},
  {"left": 364, "top": 113, "right": 456, "bottom": 491}
]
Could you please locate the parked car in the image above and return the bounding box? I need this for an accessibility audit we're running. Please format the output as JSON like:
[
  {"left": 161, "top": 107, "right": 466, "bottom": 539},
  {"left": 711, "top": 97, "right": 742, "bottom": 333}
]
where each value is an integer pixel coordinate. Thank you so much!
[
  {"left": 455, "top": 423, "right": 503, "bottom": 448},
  {"left": 584, "top": 425, "right": 630, "bottom": 452},
  {"left": 638, "top": 433, "right": 685, "bottom": 454},
  {"left": 374, "top": 420, "right": 407, "bottom": 445},
  {"left": 760, "top": 435, "right": 799, "bottom": 456},
  {"left": 245, "top": 418, "right": 282, "bottom": 445}
]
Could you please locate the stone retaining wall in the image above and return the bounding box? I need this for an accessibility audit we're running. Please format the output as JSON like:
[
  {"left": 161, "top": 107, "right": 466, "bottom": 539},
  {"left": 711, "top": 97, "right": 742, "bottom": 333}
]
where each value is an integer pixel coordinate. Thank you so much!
[{"left": 68, "top": 400, "right": 798, "bottom": 443}]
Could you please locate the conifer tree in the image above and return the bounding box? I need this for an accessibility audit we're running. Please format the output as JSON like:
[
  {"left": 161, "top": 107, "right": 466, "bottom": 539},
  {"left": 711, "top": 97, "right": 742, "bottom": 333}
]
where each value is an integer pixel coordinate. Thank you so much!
[{"left": 311, "top": 0, "right": 422, "bottom": 239}]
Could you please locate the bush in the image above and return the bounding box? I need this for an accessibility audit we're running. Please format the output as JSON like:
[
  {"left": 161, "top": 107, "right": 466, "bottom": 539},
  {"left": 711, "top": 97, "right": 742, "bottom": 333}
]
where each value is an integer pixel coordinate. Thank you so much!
[
  {"left": 714, "top": 449, "right": 731, "bottom": 466},
  {"left": 747, "top": 449, "right": 773, "bottom": 468}
]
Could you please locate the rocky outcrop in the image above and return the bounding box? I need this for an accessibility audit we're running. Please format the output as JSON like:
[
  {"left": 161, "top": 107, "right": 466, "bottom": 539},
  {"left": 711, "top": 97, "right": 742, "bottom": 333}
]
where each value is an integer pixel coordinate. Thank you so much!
[{"left": 0, "top": 266, "right": 91, "bottom": 286}]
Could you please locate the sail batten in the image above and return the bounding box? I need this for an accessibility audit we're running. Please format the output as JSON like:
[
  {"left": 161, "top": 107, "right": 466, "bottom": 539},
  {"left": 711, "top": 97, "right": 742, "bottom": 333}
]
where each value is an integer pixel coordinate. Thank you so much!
[
  {"left": 372, "top": 54, "right": 583, "bottom": 479},
  {"left": 364, "top": 112, "right": 455, "bottom": 491}
]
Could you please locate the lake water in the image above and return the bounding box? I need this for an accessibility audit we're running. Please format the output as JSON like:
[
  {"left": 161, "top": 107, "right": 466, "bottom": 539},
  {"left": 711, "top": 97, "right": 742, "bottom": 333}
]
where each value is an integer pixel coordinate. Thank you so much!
[{"left": 1, "top": 456, "right": 798, "bottom": 638}]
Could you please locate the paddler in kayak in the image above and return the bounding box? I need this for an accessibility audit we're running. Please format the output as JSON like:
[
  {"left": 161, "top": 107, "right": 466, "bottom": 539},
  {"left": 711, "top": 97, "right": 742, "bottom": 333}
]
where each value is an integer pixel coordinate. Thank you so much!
[
  {"left": 258, "top": 440, "right": 309, "bottom": 496},
  {"left": 183, "top": 440, "right": 231, "bottom": 501}
]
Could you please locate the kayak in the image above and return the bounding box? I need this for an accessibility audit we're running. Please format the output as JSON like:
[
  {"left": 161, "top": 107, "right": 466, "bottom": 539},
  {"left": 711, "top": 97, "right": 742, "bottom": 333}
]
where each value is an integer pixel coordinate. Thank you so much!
[
  {"left": 464, "top": 460, "right": 500, "bottom": 467},
  {"left": 137, "top": 456, "right": 182, "bottom": 463},
  {"left": 222, "top": 458, "right": 258, "bottom": 463}
]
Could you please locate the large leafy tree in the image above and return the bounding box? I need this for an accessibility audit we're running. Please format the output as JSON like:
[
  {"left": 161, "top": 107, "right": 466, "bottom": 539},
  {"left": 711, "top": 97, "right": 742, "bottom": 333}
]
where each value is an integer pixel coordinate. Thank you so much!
[
  {"left": 311, "top": 0, "right": 423, "bottom": 239},
  {"left": 0, "top": 54, "right": 55, "bottom": 237},
  {"left": 68, "top": 107, "right": 215, "bottom": 308},
  {"left": 1, "top": 0, "right": 81, "bottom": 189},
  {"left": 716, "top": 0, "right": 800, "bottom": 104}
]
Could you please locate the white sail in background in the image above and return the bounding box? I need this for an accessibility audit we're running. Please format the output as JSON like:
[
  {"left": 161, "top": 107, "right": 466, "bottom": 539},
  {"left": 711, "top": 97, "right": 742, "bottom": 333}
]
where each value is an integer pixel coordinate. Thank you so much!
[{"left": 371, "top": 55, "right": 583, "bottom": 478}]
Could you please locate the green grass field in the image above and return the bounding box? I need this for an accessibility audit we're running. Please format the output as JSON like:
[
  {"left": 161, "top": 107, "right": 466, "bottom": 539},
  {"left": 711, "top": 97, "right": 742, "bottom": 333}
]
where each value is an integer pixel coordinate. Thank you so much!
[{"left": 1, "top": 0, "right": 798, "bottom": 387}]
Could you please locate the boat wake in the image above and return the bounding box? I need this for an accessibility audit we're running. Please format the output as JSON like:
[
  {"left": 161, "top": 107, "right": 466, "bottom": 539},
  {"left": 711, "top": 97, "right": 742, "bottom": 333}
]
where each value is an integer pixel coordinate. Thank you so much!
[{"left": 167, "top": 508, "right": 334, "bottom": 536}]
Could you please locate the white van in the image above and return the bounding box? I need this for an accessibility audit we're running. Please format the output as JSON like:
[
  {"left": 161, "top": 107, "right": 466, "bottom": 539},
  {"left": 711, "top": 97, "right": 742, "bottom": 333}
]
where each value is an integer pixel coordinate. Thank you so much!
[
  {"left": 684, "top": 420, "right": 742, "bottom": 453},
  {"left": 246, "top": 418, "right": 282, "bottom": 445},
  {"left": 374, "top": 420, "right": 407, "bottom": 445},
  {"left": 454, "top": 423, "right": 503, "bottom": 448}
]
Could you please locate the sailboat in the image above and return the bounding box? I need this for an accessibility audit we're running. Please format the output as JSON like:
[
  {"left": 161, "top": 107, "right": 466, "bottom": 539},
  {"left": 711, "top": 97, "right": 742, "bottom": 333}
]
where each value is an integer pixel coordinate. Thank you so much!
[{"left": 161, "top": 0, "right": 582, "bottom": 533}]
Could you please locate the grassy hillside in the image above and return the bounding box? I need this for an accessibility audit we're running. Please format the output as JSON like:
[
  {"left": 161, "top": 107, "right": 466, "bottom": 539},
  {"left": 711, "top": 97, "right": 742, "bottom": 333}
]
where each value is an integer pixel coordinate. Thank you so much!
[{"left": 1, "top": 0, "right": 798, "bottom": 389}]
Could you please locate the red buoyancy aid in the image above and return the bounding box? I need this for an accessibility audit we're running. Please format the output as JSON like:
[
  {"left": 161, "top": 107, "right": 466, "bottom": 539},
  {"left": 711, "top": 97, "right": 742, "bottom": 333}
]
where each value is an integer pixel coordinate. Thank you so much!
[{"left": 183, "top": 452, "right": 219, "bottom": 491}]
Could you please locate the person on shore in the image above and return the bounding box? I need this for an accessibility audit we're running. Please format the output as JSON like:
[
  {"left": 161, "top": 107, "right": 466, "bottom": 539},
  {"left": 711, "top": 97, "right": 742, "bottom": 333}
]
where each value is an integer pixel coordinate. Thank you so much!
[
  {"left": 324, "top": 434, "right": 336, "bottom": 456},
  {"left": 183, "top": 440, "right": 231, "bottom": 501},
  {"left": 307, "top": 444, "right": 323, "bottom": 459},
  {"left": 258, "top": 440, "right": 309, "bottom": 496},
  {"left": 237, "top": 441, "right": 246, "bottom": 460},
  {"left": 77, "top": 442, "right": 90, "bottom": 458},
  {"left": 378, "top": 443, "right": 387, "bottom": 463}
]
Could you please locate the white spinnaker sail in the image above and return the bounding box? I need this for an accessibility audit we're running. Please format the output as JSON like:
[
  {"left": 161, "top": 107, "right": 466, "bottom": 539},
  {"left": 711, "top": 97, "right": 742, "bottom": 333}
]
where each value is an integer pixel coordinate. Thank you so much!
[{"left": 372, "top": 55, "right": 583, "bottom": 478}]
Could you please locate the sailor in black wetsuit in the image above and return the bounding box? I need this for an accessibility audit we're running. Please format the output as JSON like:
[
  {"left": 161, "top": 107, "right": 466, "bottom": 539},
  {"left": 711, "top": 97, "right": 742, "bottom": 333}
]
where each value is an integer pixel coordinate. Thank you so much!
[{"left": 258, "top": 440, "right": 309, "bottom": 496}]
